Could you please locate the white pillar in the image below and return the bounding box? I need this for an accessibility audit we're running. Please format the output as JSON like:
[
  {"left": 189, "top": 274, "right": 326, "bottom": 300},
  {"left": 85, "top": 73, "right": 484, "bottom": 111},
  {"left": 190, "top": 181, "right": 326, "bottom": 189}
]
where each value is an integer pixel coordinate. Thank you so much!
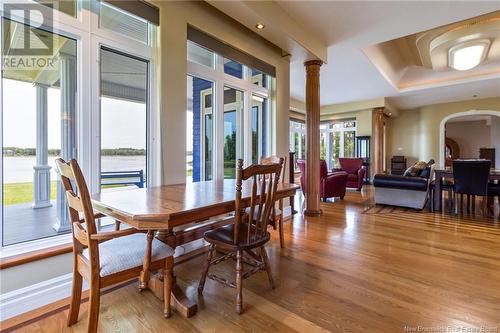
[
  {"left": 54, "top": 54, "right": 76, "bottom": 232},
  {"left": 33, "top": 84, "right": 52, "bottom": 208}
]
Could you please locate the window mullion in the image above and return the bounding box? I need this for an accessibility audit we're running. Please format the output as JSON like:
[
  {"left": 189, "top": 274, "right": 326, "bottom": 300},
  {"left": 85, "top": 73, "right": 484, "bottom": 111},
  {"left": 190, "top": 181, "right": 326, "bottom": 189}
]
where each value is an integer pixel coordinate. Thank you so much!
[{"left": 214, "top": 81, "right": 224, "bottom": 180}]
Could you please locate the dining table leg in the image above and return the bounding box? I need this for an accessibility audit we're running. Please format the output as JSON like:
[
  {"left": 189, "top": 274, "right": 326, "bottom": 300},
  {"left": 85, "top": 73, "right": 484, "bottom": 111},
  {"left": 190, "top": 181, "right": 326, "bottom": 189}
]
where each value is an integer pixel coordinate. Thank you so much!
[
  {"left": 151, "top": 228, "right": 198, "bottom": 318},
  {"left": 434, "top": 170, "right": 443, "bottom": 212}
]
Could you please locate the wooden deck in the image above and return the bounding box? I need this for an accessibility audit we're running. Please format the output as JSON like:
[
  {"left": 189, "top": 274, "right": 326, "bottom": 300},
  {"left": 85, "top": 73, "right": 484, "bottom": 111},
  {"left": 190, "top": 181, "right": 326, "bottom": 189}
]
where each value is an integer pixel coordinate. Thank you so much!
[
  {"left": 2, "top": 203, "right": 115, "bottom": 246},
  {"left": 6, "top": 187, "right": 500, "bottom": 332},
  {"left": 2, "top": 203, "right": 61, "bottom": 245}
]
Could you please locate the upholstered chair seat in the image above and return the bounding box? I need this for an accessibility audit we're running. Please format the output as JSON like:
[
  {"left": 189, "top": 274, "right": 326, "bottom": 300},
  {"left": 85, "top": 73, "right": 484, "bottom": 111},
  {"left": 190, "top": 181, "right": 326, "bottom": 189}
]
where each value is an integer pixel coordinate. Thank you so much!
[
  {"left": 337, "top": 158, "right": 366, "bottom": 191},
  {"left": 297, "top": 159, "right": 348, "bottom": 201},
  {"left": 83, "top": 233, "right": 174, "bottom": 277}
]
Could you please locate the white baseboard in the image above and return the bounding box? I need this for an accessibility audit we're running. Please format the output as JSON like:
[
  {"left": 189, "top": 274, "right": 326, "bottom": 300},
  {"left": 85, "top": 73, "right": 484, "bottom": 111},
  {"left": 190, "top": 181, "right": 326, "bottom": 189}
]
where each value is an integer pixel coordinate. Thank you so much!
[
  {"left": 283, "top": 205, "right": 293, "bottom": 220},
  {"left": 0, "top": 273, "right": 87, "bottom": 321}
]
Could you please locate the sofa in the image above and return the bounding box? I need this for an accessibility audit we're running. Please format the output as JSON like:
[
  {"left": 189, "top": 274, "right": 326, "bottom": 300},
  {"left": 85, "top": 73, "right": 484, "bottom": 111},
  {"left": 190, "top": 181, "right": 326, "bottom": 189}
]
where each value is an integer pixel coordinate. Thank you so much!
[
  {"left": 297, "top": 160, "right": 348, "bottom": 201},
  {"left": 373, "top": 164, "right": 434, "bottom": 210}
]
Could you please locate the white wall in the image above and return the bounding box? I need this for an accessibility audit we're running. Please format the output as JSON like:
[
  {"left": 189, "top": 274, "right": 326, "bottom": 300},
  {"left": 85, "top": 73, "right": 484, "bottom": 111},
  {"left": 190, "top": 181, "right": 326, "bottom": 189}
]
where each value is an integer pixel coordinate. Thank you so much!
[{"left": 446, "top": 120, "right": 491, "bottom": 159}]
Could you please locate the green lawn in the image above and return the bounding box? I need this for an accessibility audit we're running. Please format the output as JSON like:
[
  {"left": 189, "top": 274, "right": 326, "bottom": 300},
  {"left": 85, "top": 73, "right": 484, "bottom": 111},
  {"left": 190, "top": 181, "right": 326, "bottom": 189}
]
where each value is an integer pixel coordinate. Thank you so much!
[
  {"left": 3, "top": 181, "right": 57, "bottom": 205},
  {"left": 4, "top": 181, "right": 128, "bottom": 206}
]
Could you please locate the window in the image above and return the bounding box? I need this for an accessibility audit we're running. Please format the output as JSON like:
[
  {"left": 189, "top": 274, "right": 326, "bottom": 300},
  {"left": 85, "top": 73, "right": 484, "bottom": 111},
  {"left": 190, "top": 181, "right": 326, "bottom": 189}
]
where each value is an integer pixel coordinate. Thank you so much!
[
  {"left": 1, "top": 18, "right": 77, "bottom": 245},
  {"left": 251, "top": 95, "right": 268, "bottom": 164},
  {"left": 0, "top": 1, "right": 157, "bottom": 248},
  {"left": 187, "top": 41, "right": 215, "bottom": 69},
  {"left": 223, "top": 87, "right": 244, "bottom": 178},
  {"left": 289, "top": 120, "right": 306, "bottom": 170},
  {"left": 100, "top": 48, "right": 149, "bottom": 194},
  {"left": 224, "top": 58, "right": 244, "bottom": 79},
  {"left": 289, "top": 119, "right": 356, "bottom": 171},
  {"left": 99, "top": 2, "right": 150, "bottom": 44},
  {"left": 251, "top": 69, "right": 268, "bottom": 88},
  {"left": 186, "top": 75, "right": 214, "bottom": 182},
  {"left": 320, "top": 120, "right": 357, "bottom": 169},
  {"left": 186, "top": 38, "right": 274, "bottom": 182}
]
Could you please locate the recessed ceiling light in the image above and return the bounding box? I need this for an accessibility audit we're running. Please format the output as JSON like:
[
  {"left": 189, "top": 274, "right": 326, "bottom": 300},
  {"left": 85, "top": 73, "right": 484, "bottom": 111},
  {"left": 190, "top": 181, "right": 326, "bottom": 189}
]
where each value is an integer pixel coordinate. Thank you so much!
[
  {"left": 449, "top": 40, "right": 490, "bottom": 71},
  {"left": 255, "top": 23, "right": 265, "bottom": 30}
]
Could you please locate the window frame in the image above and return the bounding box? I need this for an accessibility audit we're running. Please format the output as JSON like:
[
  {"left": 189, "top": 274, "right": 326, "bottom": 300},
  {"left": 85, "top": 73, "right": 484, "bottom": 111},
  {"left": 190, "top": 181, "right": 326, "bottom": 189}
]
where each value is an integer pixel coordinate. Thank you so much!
[
  {"left": 0, "top": 0, "right": 159, "bottom": 255},
  {"left": 320, "top": 120, "right": 357, "bottom": 169},
  {"left": 187, "top": 43, "right": 272, "bottom": 182}
]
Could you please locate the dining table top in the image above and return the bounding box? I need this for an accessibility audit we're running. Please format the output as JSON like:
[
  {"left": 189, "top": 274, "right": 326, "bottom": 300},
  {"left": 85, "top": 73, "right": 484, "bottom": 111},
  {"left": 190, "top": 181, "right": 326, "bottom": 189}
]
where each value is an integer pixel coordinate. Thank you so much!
[
  {"left": 91, "top": 179, "right": 299, "bottom": 230},
  {"left": 434, "top": 167, "right": 500, "bottom": 180}
]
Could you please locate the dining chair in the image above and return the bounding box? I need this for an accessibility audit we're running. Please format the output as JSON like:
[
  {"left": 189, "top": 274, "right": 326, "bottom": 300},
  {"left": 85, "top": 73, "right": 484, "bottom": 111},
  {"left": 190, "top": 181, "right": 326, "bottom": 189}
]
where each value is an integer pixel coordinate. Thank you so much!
[
  {"left": 452, "top": 160, "right": 490, "bottom": 215},
  {"left": 56, "top": 158, "right": 175, "bottom": 333},
  {"left": 260, "top": 155, "right": 287, "bottom": 248},
  {"left": 198, "top": 158, "right": 284, "bottom": 314},
  {"left": 487, "top": 181, "right": 500, "bottom": 217}
]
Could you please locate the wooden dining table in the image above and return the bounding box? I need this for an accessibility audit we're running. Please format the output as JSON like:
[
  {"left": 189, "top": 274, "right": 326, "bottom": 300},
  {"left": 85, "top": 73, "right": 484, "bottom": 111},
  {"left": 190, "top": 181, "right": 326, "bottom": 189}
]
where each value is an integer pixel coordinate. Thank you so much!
[
  {"left": 91, "top": 179, "right": 299, "bottom": 318},
  {"left": 433, "top": 168, "right": 500, "bottom": 212}
]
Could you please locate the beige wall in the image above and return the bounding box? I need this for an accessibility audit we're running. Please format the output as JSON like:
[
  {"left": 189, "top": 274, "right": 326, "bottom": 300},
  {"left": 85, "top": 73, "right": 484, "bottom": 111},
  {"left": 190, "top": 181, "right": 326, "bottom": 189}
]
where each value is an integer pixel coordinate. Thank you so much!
[
  {"left": 0, "top": 1, "right": 290, "bottom": 295},
  {"left": 320, "top": 109, "right": 372, "bottom": 136},
  {"left": 446, "top": 120, "right": 491, "bottom": 159},
  {"left": 386, "top": 97, "right": 500, "bottom": 167}
]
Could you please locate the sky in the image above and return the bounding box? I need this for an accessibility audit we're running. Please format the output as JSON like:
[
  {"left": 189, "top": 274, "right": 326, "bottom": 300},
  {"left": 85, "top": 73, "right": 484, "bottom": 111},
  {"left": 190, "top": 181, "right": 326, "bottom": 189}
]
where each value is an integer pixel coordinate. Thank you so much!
[{"left": 3, "top": 79, "right": 146, "bottom": 150}]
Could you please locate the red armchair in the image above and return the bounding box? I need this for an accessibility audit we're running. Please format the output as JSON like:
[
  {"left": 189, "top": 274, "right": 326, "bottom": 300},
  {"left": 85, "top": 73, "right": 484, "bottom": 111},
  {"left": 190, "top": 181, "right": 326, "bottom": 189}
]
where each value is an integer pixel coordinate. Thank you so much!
[
  {"left": 335, "top": 158, "right": 366, "bottom": 191},
  {"left": 297, "top": 160, "right": 348, "bottom": 201}
]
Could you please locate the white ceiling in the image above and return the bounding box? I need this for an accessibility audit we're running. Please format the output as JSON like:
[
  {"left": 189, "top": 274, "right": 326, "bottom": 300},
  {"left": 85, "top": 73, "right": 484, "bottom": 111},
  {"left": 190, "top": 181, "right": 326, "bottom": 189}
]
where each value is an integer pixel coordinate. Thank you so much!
[{"left": 275, "top": 1, "right": 500, "bottom": 109}]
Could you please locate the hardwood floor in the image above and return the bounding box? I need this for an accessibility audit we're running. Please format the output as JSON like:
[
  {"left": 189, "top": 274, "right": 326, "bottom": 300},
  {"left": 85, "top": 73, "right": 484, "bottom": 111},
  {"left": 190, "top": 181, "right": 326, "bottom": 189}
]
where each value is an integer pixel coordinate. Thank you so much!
[{"left": 6, "top": 187, "right": 500, "bottom": 333}]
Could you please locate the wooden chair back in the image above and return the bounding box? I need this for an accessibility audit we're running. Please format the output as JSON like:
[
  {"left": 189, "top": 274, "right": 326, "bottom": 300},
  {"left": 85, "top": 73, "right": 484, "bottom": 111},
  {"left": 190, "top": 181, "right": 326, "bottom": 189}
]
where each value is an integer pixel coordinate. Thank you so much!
[
  {"left": 234, "top": 158, "right": 284, "bottom": 244},
  {"left": 260, "top": 155, "right": 287, "bottom": 183},
  {"left": 55, "top": 158, "right": 99, "bottom": 261}
]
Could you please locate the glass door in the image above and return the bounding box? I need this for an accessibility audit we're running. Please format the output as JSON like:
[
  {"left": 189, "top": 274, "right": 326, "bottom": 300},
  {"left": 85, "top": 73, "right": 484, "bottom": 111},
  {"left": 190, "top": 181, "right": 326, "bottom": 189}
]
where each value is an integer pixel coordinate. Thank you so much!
[
  {"left": 1, "top": 18, "right": 77, "bottom": 245},
  {"left": 99, "top": 47, "right": 149, "bottom": 191},
  {"left": 251, "top": 95, "right": 268, "bottom": 164},
  {"left": 223, "top": 86, "right": 244, "bottom": 178}
]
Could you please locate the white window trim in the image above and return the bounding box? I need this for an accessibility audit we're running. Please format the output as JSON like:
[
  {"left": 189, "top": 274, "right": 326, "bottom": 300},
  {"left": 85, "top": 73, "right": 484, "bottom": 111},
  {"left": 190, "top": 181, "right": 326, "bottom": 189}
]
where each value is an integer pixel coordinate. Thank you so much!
[
  {"left": 187, "top": 53, "right": 271, "bottom": 181},
  {"left": 0, "top": 0, "right": 159, "bottom": 254},
  {"left": 321, "top": 121, "right": 357, "bottom": 169}
]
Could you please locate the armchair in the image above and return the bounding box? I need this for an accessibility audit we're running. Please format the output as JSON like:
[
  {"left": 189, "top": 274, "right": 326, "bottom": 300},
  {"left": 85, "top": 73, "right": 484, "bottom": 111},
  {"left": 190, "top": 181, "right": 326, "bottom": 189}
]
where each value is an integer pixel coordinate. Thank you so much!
[
  {"left": 297, "top": 159, "right": 348, "bottom": 201},
  {"left": 335, "top": 158, "right": 366, "bottom": 191}
]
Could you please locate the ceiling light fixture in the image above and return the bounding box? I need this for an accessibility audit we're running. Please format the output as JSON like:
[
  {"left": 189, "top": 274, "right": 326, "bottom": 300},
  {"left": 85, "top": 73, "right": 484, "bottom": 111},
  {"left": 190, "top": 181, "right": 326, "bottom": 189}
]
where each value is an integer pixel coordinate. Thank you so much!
[
  {"left": 255, "top": 23, "right": 265, "bottom": 30},
  {"left": 448, "top": 40, "right": 490, "bottom": 71}
]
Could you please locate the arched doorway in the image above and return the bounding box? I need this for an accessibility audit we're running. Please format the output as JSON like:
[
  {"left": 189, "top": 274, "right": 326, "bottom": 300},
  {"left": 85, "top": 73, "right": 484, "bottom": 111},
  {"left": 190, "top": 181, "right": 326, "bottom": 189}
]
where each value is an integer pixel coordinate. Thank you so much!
[{"left": 439, "top": 109, "right": 500, "bottom": 166}]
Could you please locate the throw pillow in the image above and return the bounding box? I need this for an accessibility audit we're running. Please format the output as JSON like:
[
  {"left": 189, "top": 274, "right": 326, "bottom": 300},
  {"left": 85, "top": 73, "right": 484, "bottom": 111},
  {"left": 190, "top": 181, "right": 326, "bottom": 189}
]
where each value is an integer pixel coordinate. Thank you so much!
[{"left": 403, "top": 161, "right": 427, "bottom": 177}]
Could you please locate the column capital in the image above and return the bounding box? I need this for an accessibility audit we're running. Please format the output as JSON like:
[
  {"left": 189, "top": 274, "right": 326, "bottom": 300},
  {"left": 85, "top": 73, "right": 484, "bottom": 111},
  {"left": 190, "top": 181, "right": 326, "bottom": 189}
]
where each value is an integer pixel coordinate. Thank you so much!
[
  {"left": 373, "top": 107, "right": 385, "bottom": 114},
  {"left": 304, "top": 59, "right": 323, "bottom": 68}
]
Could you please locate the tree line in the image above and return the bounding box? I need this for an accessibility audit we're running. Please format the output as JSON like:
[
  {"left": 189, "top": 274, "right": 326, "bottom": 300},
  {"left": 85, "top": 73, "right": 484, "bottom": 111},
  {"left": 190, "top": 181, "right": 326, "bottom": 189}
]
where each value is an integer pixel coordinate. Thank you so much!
[{"left": 3, "top": 147, "right": 146, "bottom": 156}]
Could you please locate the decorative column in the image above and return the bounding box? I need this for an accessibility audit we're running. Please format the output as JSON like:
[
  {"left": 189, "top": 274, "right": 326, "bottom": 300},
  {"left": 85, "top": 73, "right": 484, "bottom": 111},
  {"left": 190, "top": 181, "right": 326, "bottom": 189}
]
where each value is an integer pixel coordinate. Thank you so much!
[
  {"left": 304, "top": 60, "right": 323, "bottom": 217},
  {"left": 54, "top": 54, "right": 77, "bottom": 232},
  {"left": 33, "top": 83, "right": 52, "bottom": 208},
  {"left": 372, "top": 107, "right": 385, "bottom": 176}
]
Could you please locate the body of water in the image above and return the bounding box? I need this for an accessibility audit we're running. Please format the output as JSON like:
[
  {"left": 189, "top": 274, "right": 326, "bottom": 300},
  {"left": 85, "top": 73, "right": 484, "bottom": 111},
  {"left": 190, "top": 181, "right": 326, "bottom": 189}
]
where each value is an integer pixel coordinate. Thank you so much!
[{"left": 3, "top": 156, "right": 146, "bottom": 183}]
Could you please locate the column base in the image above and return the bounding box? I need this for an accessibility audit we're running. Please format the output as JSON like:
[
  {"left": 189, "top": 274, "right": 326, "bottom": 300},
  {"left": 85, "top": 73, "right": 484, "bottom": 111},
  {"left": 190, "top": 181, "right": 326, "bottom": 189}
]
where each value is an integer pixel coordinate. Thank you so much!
[
  {"left": 52, "top": 219, "right": 72, "bottom": 233},
  {"left": 32, "top": 201, "right": 53, "bottom": 209},
  {"left": 304, "top": 209, "right": 322, "bottom": 217}
]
